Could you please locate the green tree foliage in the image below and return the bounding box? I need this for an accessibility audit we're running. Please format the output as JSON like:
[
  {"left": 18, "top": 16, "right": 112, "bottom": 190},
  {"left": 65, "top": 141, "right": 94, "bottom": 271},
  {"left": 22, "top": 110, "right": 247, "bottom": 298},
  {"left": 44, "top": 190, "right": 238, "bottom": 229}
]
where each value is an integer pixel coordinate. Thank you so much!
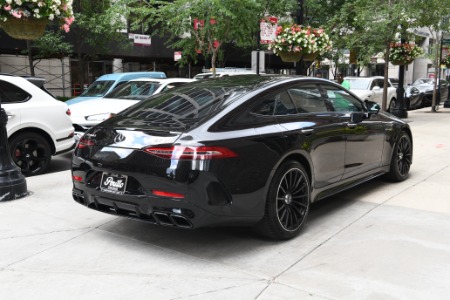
[
  {"left": 128, "top": 0, "right": 296, "bottom": 74},
  {"left": 71, "top": 0, "right": 132, "bottom": 86},
  {"left": 23, "top": 31, "right": 73, "bottom": 76}
]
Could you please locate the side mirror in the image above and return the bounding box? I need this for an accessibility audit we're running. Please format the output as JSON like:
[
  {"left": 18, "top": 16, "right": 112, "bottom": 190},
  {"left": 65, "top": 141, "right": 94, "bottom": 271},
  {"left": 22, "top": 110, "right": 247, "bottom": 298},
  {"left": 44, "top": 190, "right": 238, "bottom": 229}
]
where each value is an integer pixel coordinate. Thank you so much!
[
  {"left": 364, "top": 100, "right": 381, "bottom": 113},
  {"left": 372, "top": 86, "right": 381, "bottom": 91}
]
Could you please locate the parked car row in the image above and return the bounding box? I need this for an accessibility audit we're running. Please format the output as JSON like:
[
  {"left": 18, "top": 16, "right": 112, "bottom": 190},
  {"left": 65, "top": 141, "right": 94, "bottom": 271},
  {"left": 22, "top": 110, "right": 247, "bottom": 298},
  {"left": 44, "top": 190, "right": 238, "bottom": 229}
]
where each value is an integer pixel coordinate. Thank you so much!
[
  {"left": 405, "top": 78, "right": 449, "bottom": 109},
  {"left": 1, "top": 72, "right": 192, "bottom": 176},
  {"left": 3, "top": 71, "right": 430, "bottom": 181},
  {"left": 1, "top": 72, "right": 414, "bottom": 239},
  {"left": 343, "top": 75, "right": 448, "bottom": 111}
]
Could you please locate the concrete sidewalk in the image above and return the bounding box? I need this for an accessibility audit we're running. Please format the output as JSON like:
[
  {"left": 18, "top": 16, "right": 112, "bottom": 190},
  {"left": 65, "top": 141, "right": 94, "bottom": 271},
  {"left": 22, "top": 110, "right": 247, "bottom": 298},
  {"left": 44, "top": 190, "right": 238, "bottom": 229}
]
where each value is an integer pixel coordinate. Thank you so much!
[{"left": 1, "top": 107, "right": 450, "bottom": 300}]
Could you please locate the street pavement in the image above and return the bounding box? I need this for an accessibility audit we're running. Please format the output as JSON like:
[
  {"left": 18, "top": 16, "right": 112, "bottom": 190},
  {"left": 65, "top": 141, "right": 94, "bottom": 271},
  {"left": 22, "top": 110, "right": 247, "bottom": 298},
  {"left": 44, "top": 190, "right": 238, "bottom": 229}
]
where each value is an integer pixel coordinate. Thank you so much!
[{"left": 1, "top": 106, "right": 450, "bottom": 300}]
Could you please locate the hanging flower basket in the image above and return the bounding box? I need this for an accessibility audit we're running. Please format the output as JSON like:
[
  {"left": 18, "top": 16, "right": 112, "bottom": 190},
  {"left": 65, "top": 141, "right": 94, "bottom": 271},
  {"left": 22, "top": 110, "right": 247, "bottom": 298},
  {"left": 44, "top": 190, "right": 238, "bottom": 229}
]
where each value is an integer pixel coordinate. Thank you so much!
[
  {"left": 0, "top": 1, "right": 75, "bottom": 38},
  {"left": 302, "top": 52, "right": 318, "bottom": 61},
  {"left": 268, "top": 24, "right": 332, "bottom": 63},
  {"left": 389, "top": 43, "right": 424, "bottom": 66},
  {"left": 390, "top": 58, "right": 414, "bottom": 66},
  {"left": 1, "top": 17, "right": 48, "bottom": 40},
  {"left": 279, "top": 51, "right": 302, "bottom": 63}
]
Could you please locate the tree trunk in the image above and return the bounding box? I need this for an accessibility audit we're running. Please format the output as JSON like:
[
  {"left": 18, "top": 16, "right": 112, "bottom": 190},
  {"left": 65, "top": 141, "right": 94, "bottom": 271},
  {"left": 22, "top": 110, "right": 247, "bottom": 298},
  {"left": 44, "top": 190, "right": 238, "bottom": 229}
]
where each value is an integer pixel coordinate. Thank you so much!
[
  {"left": 27, "top": 41, "right": 35, "bottom": 76},
  {"left": 431, "top": 32, "right": 440, "bottom": 112}
]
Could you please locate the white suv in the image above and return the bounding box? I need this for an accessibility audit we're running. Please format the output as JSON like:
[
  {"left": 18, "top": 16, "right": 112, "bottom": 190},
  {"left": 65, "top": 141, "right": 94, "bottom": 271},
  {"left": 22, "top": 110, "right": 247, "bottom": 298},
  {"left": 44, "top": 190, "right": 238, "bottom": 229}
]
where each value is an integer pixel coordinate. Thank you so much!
[
  {"left": 1, "top": 74, "right": 75, "bottom": 176},
  {"left": 344, "top": 76, "right": 397, "bottom": 111}
]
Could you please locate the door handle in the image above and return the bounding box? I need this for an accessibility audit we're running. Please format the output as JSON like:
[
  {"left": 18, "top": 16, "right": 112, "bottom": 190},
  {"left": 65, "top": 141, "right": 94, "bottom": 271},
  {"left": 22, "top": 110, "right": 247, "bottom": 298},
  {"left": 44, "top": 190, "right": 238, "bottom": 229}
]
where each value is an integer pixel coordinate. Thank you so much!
[
  {"left": 5, "top": 111, "right": 14, "bottom": 118},
  {"left": 301, "top": 129, "right": 314, "bottom": 135}
]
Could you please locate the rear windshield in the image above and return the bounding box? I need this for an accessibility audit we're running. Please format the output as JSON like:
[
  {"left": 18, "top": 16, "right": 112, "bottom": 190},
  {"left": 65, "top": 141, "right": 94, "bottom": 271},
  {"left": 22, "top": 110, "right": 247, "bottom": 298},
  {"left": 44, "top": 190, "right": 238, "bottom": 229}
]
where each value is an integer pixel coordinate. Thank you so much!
[
  {"left": 104, "top": 81, "right": 161, "bottom": 100},
  {"left": 118, "top": 85, "right": 242, "bottom": 131},
  {"left": 81, "top": 80, "right": 115, "bottom": 97}
]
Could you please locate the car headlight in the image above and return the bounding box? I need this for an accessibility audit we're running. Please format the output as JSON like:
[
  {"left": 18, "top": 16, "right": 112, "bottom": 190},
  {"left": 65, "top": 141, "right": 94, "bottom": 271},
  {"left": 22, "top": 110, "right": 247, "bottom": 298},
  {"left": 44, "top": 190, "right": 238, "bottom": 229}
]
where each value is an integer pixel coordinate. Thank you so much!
[{"left": 85, "top": 113, "right": 115, "bottom": 121}]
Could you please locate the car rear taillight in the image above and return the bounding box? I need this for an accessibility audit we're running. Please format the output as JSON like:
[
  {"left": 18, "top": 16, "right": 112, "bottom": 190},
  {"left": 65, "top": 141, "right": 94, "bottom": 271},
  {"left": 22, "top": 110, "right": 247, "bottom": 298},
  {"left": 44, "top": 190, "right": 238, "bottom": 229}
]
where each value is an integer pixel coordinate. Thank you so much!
[
  {"left": 66, "top": 108, "right": 71, "bottom": 116},
  {"left": 72, "top": 175, "right": 83, "bottom": 182},
  {"left": 143, "top": 146, "right": 237, "bottom": 160},
  {"left": 152, "top": 190, "right": 185, "bottom": 199},
  {"left": 76, "top": 137, "right": 95, "bottom": 149}
]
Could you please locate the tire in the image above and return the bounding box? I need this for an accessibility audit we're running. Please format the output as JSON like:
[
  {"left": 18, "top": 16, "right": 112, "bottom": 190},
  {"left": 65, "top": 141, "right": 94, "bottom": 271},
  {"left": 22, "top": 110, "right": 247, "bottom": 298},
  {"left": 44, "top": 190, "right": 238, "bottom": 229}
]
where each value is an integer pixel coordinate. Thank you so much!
[
  {"left": 385, "top": 131, "right": 412, "bottom": 182},
  {"left": 388, "top": 99, "right": 396, "bottom": 112},
  {"left": 9, "top": 132, "right": 52, "bottom": 176},
  {"left": 255, "top": 161, "right": 310, "bottom": 240}
]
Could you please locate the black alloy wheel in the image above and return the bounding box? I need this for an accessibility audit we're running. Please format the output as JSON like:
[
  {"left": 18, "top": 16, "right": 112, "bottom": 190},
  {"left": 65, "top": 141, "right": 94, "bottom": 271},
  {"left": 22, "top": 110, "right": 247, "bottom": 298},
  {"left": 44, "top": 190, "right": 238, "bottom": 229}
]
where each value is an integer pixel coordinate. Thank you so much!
[
  {"left": 256, "top": 161, "right": 310, "bottom": 240},
  {"left": 385, "top": 132, "right": 412, "bottom": 182},
  {"left": 9, "top": 132, "right": 52, "bottom": 176}
]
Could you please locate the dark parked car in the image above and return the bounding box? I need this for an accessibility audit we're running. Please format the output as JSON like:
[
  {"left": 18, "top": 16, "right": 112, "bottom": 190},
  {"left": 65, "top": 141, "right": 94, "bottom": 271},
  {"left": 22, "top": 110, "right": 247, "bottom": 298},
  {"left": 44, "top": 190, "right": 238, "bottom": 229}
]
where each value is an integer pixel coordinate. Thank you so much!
[
  {"left": 406, "top": 78, "right": 449, "bottom": 107},
  {"left": 71, "top": 75, "right": 413, "bottom": 240},
  {"left": 404, "top": 85, "right": 425, "bottom": 110}
]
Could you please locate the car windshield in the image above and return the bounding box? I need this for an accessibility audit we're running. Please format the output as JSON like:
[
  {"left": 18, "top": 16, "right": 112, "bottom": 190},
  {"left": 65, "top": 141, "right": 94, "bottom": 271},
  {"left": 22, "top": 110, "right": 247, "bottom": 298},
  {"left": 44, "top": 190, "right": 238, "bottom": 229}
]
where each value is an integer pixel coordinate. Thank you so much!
[
  {"left": 345, "top": 78, "right": 371, "bottom": 89},
  {"left": 80, "top": 80, "right": 115, "bottom": 97},
  {"left": 414, "top": 78, "right": 433, "bottom": 85},
  {"left": 104, "top": 81, "right": 162, "bottom": 100}
]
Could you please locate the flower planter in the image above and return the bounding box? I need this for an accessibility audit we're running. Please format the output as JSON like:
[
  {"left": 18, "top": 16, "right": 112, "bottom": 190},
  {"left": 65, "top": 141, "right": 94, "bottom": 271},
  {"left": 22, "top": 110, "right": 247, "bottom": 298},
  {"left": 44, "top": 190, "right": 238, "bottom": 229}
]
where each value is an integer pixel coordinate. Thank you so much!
[
  {"left": 302, "top": 52, "right": 318, "bottom": 61},
  {"left": 1, "top": 17, "right": 48, "bottom": 40},
  {"left": 391, "top": 58, "right": 414, "bottom": 66},
  {"left": 279, "top": 51, "right": 302, "bottom": 63}
]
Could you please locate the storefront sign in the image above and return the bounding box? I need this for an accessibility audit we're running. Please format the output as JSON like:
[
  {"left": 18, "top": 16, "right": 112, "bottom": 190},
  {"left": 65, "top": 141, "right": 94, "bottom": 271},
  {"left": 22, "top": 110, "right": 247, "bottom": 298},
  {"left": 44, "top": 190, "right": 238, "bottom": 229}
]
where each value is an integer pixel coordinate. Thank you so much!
[
  {"left": 128, "top": 33, "right": 151, "bottom": 46},
  {"left": 174, "top": 51, "right": 182, "bottom": 61}
]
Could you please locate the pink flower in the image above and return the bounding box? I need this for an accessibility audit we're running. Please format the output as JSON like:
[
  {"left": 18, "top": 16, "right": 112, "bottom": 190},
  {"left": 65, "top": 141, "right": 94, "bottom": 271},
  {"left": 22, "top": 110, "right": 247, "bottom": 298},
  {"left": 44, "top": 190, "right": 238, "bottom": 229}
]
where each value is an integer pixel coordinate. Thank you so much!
[
  {"left": 12, "top": 11, "right": 22, "bottom": 18},
  {"left": 4, "top": 5, "right": 11, "bottom": 11},
  {"left": 276, "top": 26, "right": 283, "bottom": 35},
  {"left": 62, "top": 23, "right": 70, "bottom": 32},
  {"left": 64, "top": 16, "right": 74, "bottom": 25}
]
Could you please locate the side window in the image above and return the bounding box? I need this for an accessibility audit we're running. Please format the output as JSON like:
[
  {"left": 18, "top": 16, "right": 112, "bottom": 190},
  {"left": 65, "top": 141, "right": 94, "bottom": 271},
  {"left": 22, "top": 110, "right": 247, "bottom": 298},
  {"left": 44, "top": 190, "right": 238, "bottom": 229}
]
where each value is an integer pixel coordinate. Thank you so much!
[
  {"left": 377, "top": 79, "right": 384, "bottom": 89},
  {"left": 251, "top": 94, "right": 277, "bottom": 116},
  {"left": 0, "top": 80, "right": 31, "bottom": 103},
  {"left": 322, "top": 84, "right": 363, "bottom": 112},
  {"left": 251, "top": 90, "right": 297, "bottom": 116},
  {"left": 288, "top": 85, "right": 329, "bottom": 113},
  {"left": 275, "top": 91, "right": 297, "bottom": 115}
]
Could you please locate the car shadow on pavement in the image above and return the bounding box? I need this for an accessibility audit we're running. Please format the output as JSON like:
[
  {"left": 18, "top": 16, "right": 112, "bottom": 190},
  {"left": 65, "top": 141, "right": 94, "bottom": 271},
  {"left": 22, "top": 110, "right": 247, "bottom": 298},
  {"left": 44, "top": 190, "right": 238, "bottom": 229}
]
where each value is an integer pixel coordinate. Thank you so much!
[
  {"left": 46, "top": 152, "right": 72, "bottom": 174},
  {"left": 95, "top": 177, "right": 388, "bottom": 256}
]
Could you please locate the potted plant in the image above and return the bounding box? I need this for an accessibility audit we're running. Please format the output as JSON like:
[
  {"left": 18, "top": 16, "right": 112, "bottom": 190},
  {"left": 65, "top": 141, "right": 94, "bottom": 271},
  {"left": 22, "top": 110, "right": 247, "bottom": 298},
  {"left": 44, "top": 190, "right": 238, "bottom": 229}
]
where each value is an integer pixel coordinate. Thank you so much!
[
  {"left": 0, "top": 0, "right": 74, "bottom": 40},
  {"left": 389, "top": 42, "right": 424, "bottom": 65},
  {"left": 268, "top": 23, "right": 332, "bottom": 62}
]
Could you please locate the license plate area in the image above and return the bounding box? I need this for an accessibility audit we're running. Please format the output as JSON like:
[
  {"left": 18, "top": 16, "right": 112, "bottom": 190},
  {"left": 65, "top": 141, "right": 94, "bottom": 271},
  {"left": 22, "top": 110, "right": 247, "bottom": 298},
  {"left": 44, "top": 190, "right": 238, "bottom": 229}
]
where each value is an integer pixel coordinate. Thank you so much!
[{"left": 100, "top": 173, "right": 128, "bottom": 195}]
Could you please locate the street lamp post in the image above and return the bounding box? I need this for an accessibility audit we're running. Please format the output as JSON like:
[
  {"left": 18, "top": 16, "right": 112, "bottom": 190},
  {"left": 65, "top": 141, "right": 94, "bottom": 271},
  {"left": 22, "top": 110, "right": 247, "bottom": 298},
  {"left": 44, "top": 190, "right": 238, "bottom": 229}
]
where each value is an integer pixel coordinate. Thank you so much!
[
  {"left": 0, "top": 100, "right": 27, "bottom": 202},
  {"left": 392, "top": 37, "right": 408, "bottom": 119}
]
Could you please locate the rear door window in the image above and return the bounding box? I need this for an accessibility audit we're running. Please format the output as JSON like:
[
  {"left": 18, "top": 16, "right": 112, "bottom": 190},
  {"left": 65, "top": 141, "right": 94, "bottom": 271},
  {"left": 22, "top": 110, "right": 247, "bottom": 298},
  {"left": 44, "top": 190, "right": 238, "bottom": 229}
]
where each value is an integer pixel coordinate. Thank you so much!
[{"left": 0, "top": 80, "right": 31, "bottom": 103}]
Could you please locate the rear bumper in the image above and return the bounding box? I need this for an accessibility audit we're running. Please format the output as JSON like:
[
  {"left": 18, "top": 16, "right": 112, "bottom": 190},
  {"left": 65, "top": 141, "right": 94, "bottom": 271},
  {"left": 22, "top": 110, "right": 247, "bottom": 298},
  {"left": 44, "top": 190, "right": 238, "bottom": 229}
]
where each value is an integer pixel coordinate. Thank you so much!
[
  {"left": 72, "top": 186, "right": 262, "bottom": 229},
  {"left": 54, "top": 137, "right": 75, "bottom": 154}
]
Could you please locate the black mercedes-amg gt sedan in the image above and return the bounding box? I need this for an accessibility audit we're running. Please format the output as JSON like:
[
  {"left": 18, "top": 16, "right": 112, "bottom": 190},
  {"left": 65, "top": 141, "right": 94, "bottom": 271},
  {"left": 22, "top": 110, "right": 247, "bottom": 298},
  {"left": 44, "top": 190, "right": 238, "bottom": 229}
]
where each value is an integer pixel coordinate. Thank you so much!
[{"left": 72, "top": 75, "right": 412, "bottom": 240}]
